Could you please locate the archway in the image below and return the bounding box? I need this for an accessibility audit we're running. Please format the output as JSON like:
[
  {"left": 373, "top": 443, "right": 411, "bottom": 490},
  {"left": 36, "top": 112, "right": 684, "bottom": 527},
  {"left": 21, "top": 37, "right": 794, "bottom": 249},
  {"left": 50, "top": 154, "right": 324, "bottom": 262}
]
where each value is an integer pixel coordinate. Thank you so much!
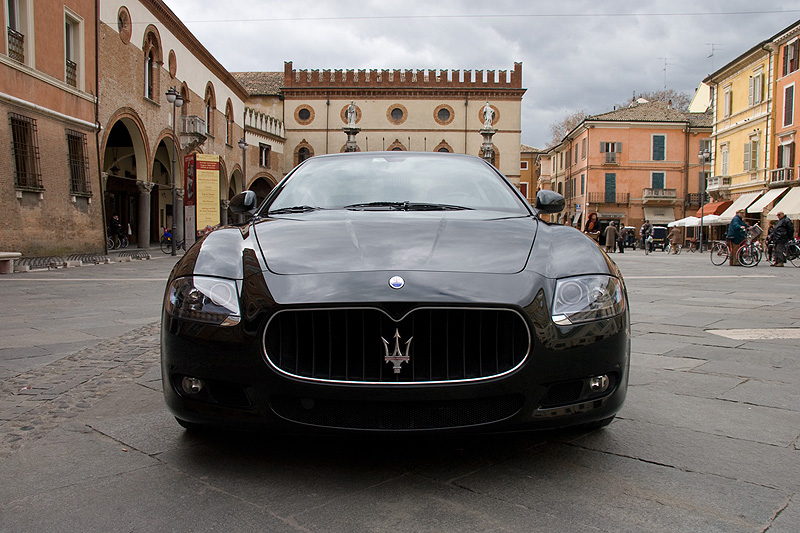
[
  {"left": 103, "top": 118, "right": 148, "bottom": 247},
  {"left": 249, "top": 176, "right": 276, "bottom": 206}
]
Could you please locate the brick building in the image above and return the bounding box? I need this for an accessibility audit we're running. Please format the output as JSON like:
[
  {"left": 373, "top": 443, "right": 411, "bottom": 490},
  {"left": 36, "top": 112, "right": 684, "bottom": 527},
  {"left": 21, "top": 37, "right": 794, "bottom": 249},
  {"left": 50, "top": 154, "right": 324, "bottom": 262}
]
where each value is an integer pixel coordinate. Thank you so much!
[{"left": 1, "top": 0, "right": 101, "bottom": 256}]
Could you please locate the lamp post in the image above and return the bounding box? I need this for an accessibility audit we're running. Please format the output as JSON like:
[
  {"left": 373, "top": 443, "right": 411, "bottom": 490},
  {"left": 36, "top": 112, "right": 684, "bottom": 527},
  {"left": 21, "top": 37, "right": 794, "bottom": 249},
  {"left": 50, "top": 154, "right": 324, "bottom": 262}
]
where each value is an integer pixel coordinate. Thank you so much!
[
  {"left": 698, "top": 148, "right": 711, "bottom": 253},
  {"left": 166, "top": 87, "right": 184, "bottom": 256}
]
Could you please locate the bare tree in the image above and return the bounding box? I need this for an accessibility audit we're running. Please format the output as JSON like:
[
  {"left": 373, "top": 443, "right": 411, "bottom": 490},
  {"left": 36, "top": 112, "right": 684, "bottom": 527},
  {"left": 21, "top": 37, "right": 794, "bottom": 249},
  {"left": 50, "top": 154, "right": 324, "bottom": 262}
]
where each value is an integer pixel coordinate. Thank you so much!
[
  {"left": 622, "top": 89, "right": 691, "bottom": 112},
  {"left": 547, "top": 110, "right": 586, "bottom": 147}
]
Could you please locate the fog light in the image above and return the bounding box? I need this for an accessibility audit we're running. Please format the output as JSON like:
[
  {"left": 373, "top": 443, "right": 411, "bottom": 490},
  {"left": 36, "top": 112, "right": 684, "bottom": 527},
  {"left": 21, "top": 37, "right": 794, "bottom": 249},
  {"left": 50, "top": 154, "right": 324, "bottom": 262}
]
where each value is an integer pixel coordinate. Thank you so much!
[
  {"left": 181, "top": 377, "right": 204, "bottom": 395},
  {"left": 589, "top": 375, "right": 609, "bottom": 392}
]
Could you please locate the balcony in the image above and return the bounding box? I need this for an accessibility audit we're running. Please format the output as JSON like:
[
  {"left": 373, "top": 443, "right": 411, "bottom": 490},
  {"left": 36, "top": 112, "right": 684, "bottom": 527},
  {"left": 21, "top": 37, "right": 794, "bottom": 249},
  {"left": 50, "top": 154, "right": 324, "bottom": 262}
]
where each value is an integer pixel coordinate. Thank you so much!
[
  {"left": 706, "top": 176, "right": 731, "bottom": 196},
  {"left": 770, "top": 167, "right": 798, "bottom": 187},
  {"left": 685, "top": 193, "right": 702, "bottom": 206},
  {"left": 8, "top": 27, "right": 24, "bottom": 63},
  {"left": 179, "top": 115, "right": 207, "bottom": 151},
  {"left": 642, "top": 188, "right": 677, "bottom": 204},
  {"left": 587, "top": 191, "right": 629, "bottom": 204}
]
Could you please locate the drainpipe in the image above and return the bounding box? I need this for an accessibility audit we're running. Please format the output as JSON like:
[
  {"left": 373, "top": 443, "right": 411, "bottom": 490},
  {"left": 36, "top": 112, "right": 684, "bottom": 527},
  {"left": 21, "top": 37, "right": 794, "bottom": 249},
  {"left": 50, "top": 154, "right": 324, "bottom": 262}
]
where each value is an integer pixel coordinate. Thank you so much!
[
  {"left": 325, "top": 94, "right": 330, "bottom": 154},
  {"left": 464, "top": 95, "right": 469, "bottom": 153}
]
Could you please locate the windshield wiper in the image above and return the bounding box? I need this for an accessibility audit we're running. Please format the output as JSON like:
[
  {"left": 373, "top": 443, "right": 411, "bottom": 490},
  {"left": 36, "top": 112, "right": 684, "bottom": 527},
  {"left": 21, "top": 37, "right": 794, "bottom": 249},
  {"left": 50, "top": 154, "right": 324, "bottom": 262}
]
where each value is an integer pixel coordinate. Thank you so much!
[
  {"left": 403, "top": 202, "right": 471, "bottom": 211},
  {"left": 344, "top": 201, "right": 470, "bottom": 211},
  {"left": 344, "top": 201, "right": 407, "bottom": 211},
  {"left": 268, "top": 205, "right": 322, "bottom": 215}
]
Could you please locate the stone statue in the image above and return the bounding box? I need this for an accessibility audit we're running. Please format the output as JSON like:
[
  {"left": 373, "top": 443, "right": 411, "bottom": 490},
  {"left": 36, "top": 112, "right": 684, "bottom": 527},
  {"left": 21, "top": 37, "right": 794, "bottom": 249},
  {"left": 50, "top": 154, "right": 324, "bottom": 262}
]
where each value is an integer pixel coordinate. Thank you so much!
[
  {"left": 346, "top": 101, "right": 357, "bottom": 128},
  {"left": 482, "top": 101, "right": 494, "bottom": 129}
]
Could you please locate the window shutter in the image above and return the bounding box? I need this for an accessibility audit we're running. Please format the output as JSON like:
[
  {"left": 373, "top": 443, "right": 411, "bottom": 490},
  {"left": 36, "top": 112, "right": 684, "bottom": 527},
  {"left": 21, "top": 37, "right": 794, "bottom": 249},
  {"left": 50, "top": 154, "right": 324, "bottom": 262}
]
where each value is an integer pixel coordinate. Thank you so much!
[
  {"left": 743, "top": 143, "right": 750, "bottom": 171},
  {"left": 616, "top": 142, "right": 622, "bottom": 153},
  {"left": 749, "top": 77, "right": 754, "bottom": 106},
  {"left": 785, "top": 86, "right": 794, "bottom": 127},
  {"left": 790, "top": 143, "right": 796, "bottom": 167},
  {"left": 600, "top": 142, "right": 606, "bottom": 152},
  {"left": 778, "top": 145, "right": 784, "bottom": 168},
  {"left": 752, "top": 141, "right": 758, "bottom": 169}
]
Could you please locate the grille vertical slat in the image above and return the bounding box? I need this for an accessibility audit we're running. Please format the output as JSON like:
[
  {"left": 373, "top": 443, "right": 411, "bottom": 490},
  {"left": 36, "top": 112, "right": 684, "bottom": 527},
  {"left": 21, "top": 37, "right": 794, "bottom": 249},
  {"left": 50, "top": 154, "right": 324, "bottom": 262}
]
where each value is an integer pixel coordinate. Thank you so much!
[{"left": 264, "top": 308, "right": 530, "bottom": 383}]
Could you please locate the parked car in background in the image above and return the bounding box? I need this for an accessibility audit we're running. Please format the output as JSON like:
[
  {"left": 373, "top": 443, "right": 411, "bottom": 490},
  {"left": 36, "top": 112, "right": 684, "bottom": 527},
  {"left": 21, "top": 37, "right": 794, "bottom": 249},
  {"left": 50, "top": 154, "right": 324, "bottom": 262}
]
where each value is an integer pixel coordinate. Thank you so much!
[
  {"left": 651, "top": 226, "right": 668, "bottom": 251},
  {"left": 161, "top": 152, "right": 630, "bottom": 435}
]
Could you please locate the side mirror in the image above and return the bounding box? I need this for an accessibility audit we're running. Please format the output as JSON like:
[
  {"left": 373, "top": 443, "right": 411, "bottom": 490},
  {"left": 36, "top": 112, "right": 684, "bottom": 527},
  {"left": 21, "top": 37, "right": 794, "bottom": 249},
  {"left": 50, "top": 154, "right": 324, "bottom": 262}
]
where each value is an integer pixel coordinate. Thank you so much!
[
  {"left": 229, "top": 190, "right": 258, "bottom": 215},
  {"left": 534, "top": 190, "right": 565, "bottom": 214}
]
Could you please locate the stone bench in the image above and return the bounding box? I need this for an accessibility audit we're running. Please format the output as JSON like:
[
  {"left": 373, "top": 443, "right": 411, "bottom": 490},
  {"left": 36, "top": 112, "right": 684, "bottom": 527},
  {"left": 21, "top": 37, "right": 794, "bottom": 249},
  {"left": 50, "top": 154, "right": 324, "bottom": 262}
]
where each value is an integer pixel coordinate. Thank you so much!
[{"left": 0, "top": 252, "right": 22, "bottom": 274}]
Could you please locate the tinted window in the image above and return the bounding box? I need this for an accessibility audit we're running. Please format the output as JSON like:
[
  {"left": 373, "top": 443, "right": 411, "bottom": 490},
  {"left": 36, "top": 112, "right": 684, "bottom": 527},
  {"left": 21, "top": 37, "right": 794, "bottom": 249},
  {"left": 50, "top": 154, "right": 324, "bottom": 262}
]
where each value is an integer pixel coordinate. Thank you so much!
[{"left": 267, "top": 154, "right": 528, "bottom": 214}]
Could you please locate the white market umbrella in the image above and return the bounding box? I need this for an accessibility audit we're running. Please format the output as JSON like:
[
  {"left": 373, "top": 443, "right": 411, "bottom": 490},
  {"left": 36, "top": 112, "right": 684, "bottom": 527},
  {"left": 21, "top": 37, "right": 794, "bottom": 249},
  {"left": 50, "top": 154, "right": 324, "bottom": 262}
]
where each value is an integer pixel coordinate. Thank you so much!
[{"left": 671, "top": 216, "right": 700, "bottom": 227}]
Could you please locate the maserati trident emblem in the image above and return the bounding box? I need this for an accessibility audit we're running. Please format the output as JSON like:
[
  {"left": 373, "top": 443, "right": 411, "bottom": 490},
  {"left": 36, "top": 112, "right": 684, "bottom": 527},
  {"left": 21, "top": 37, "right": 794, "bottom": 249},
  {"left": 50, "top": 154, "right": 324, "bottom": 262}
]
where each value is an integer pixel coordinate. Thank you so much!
[
  {"left": 382, "top": 328, "right": 412, "bottom": 373},
  {"left": 388, "top": 276, "right": 405, "bottom": 289}
]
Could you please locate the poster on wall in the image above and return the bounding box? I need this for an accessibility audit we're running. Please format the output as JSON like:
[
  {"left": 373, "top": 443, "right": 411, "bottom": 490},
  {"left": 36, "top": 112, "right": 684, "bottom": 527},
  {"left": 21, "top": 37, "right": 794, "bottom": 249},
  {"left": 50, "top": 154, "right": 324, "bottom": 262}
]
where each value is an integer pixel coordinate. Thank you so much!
[
  {"left": 183, "top": 154, "right": 196, "bottom": 206},
  {"left": 195, "top": 154, "right": 220, "bottom": 235}
]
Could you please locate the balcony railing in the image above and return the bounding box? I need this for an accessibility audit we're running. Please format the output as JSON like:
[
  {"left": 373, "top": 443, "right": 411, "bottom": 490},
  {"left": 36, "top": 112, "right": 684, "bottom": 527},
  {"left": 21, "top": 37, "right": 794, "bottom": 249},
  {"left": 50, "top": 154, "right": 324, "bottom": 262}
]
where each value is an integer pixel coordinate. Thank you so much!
[
  {"left": 642, "top": 188, "right": 677, "bottom": 199},
  {"left": 603, "top": 152, "right": 618, "bottom": 164},
  {"left": 587, "top": 191, "right": 629, "bottom": 204},
  {"left": 770, "top": 167, "right": 794, "bottom": 183},
  {"left": 66, "top": 59, "right": 77, "bottom": 87},
  {"left": 8, "top": 27, "right": 24, "bottom": 63},
  {"left": 181, "top": 115, "right": 206, "bottom": 135},
  {"left": 685, "top": 193, "right": 703, "bottom": 205},
  {"left": 706, "top": 176, "right": 731, "bottom": 190}
]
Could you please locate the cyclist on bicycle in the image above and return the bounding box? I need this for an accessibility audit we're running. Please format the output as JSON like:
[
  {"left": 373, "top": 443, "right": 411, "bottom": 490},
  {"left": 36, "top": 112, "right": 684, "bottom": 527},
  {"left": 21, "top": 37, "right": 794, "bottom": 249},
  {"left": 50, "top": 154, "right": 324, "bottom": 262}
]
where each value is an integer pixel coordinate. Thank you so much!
[{"left": 725, "top": 209, "right": 748, "bottom": 266}]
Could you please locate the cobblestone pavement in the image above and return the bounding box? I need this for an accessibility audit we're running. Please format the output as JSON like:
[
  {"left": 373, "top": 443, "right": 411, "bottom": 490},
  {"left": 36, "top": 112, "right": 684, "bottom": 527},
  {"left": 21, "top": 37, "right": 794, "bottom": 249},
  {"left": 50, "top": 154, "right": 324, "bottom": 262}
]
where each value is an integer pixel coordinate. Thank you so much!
[{"left": 0, "top": 250, "right": 799, "bottom": 532}]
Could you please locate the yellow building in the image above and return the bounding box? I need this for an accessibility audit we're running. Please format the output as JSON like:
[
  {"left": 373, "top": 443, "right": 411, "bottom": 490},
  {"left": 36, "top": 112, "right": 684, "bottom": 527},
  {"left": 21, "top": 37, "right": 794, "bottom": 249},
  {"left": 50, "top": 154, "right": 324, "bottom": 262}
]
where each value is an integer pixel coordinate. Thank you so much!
[{"left": 704, "top": 39, "right": 773, "bottom": 216}]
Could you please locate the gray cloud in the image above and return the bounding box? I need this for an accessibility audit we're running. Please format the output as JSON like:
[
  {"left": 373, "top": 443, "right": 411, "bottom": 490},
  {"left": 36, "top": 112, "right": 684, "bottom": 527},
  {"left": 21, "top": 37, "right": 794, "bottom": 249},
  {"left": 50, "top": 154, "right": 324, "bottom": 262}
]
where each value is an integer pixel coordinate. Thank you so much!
[{"left": 163, "top": 0, "right": 797, "bottom": 148}]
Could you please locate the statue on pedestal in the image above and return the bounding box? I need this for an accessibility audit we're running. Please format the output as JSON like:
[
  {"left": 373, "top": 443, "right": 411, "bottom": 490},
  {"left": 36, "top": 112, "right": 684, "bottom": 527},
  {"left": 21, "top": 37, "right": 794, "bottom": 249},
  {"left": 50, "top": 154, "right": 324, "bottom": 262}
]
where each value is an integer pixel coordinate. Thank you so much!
[{"left": 482, "top": 102, "right": 494, "bottom": 129}]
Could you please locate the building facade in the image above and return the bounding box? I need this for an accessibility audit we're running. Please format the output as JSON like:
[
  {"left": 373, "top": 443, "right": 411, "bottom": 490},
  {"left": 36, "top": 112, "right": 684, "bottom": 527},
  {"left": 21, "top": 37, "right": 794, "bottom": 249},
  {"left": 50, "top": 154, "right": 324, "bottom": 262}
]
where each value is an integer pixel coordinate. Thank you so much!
[
  {"left": 279, "top": 62, "right": 526, "bottom": 183},
  {"left": 1, "top": 0, "right": 101, "bottom": 256},
  {"left": 538, "top": 100, "right": 711, "bottom": 236}
]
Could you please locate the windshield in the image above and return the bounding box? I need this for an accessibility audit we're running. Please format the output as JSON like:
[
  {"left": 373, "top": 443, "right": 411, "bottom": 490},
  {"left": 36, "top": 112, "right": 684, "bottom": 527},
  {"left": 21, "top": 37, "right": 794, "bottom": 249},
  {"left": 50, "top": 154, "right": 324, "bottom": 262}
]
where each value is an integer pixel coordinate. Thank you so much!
[{"left": 265, "top": 153, "right": 530, "bottom": 215}]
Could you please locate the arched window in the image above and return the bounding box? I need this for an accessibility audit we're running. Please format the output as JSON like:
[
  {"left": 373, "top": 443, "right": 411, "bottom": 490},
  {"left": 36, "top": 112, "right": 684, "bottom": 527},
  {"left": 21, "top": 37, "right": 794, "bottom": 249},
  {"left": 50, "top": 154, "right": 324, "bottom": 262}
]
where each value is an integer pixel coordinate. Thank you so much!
[
  {"left": 225, "top": 100, "right": 234, "bottom": 145},
  {"left": 204, "top": 84, "right": 216, "bottom": 136},
  {"left": 295, "top": 141, "right": 314, "bottom": 166},
  {"left": 142, "top": 28, "right": 162, "bottom": 101},
  {"left": 298, "top": 147, "right": 311, "bottom": 162}
]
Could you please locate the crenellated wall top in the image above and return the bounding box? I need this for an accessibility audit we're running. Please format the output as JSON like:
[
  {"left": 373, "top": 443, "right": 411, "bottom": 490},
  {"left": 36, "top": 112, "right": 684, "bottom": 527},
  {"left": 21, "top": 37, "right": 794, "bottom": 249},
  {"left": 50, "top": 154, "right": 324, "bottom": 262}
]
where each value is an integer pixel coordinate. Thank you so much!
[{"left": 283, "top": 62, "right": 523, "bottom": 90}]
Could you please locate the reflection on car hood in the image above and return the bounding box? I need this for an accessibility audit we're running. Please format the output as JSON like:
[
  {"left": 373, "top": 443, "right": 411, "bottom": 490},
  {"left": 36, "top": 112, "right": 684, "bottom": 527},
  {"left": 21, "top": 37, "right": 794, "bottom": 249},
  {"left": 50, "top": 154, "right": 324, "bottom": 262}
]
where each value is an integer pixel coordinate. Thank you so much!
[{"left": 253, "top": 210, "right": 536, "bottom": 275}]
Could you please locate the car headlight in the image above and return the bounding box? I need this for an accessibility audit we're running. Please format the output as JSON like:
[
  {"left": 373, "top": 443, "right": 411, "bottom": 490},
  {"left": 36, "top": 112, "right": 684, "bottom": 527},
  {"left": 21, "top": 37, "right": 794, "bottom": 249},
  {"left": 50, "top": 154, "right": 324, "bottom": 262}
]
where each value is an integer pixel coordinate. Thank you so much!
[
  {"left": 551, "top": 275, "right": 624, "bottom": 326},
  {"left": 165, "top": 276, "right": 241, "bottom": 326}
]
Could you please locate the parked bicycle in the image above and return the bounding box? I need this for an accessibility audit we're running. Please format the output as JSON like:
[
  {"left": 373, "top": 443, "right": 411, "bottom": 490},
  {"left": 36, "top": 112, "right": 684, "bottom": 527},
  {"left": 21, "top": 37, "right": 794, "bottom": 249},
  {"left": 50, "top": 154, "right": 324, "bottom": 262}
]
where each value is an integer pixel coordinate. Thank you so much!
[
  {"left": 781, "top": 238, "right": 800, "bottom": 267},
  {"left": 160, "top": 229, "right": 185, "bottom": 254},
  {"left": 106, "top": 231, "right": 129, "bottom": 250},
  {"left": 709, "top": 240, "right": 729, "bottom": 266}
]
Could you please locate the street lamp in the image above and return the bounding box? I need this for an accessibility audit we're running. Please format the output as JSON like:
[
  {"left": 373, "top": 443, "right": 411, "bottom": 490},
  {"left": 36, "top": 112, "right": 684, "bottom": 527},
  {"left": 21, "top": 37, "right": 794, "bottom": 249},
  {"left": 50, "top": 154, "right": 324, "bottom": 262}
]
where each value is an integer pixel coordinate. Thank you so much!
[
  {"left": 698, "top": 148, "right": 711, "bottom": 253},
  {"left": 166, "top": 87, "right": 183, "bottom": 256}
]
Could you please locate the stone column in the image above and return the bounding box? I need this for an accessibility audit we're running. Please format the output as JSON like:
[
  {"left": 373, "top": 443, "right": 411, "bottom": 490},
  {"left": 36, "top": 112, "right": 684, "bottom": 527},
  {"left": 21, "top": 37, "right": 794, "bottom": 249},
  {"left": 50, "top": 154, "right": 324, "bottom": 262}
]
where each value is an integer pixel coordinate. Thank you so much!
[
  {"left": 220, "top": 199, "right": 230, "bottom": 226},
  {"left": 136, "top": 180, "right": 154, "bottom": 249},
  {"left": 176, "top": 188, "right": 185, "bottom": 244}
]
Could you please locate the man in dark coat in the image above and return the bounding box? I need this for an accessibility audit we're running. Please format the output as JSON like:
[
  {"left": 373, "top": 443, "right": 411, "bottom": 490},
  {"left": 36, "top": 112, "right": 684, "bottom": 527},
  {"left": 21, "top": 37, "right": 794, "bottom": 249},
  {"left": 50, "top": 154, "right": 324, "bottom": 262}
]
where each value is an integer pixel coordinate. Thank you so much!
[
  {"left": 726, "top": 209, "right": 748, "bottom": 266},
  {"left": 772, "top": 211, "right": 793, "bottom": 267}
]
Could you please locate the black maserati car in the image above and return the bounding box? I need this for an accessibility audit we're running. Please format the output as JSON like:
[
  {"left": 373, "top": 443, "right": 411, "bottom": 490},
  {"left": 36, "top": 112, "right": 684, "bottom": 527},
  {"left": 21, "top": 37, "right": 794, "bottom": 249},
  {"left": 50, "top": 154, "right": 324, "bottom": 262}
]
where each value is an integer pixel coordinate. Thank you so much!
[{"left": 161, "top": 152, "right": 629, "bottom": 434}]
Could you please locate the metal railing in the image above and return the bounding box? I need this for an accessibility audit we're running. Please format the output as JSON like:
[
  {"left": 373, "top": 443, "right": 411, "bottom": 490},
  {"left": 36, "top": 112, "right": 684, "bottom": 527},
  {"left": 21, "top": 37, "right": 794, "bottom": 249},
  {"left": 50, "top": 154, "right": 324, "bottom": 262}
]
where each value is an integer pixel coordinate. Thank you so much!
[
  {"left": 66, "top": 59, "right": 77, "bottom": 87},
  {"left": 8, "top": 27, "right": 24, "bottom": 62},
  {"left": 604, "top": 152, "right": 618, "bottom": 164}
]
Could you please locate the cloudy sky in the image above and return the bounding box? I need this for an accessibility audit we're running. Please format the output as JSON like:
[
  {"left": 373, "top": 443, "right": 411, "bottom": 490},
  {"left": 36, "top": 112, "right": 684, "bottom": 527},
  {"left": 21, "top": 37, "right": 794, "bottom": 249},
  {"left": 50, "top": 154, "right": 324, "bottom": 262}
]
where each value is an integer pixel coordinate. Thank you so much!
[{"left": 161, "top": 0, "right": 798, "bottom": 149}]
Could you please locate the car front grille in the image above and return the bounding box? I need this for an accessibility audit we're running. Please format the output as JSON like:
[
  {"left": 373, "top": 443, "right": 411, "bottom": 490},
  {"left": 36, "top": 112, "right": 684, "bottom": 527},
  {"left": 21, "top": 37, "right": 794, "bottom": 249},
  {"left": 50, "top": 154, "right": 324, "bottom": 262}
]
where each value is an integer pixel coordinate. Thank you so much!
[
  {"left": 270, "top": 394, "right": 525, "bottom": 430},
  {"left": 263, "top": 308, "right": 530, "bottom": 383}
]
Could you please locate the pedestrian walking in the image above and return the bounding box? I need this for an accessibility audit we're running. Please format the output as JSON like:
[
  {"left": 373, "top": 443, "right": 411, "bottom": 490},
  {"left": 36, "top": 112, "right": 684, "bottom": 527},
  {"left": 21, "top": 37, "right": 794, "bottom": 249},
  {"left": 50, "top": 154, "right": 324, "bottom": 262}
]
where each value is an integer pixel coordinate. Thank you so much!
[
  {"left": 584, "top": 212, "right": 600, "bottom": 243},
  {"left": 604, "top": 222, "right": 618, "bottom": 253},
  {"left": 640, "top": 220, "right": 653, "bottom": 252},
  {"left": 616, "top": 224, "right": 626, "bottom": 253},
  {"left": 726, "top": 209, "right": 749, "bottom": 266},
  {"left": 771, "top": 211, "right": 793, "bottom": 267},
  {"left": 667, "top": 225, "right": 682, "bottom": 254}
]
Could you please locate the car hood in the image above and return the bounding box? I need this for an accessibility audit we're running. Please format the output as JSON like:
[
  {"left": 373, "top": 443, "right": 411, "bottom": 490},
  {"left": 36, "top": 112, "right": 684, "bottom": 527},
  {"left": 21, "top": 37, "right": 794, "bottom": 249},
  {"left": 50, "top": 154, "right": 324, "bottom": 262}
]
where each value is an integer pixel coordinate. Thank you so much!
[{"left": 253, "top": 210, "right": 536, "bottom": 275}]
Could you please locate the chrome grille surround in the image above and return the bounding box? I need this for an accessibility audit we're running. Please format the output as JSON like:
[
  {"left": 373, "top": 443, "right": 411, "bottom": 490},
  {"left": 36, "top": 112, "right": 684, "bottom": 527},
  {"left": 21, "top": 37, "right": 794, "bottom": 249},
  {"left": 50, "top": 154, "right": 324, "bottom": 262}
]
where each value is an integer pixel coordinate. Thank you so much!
[{"left": 262, "top": 307, "right": 531, "bottom": 384}]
